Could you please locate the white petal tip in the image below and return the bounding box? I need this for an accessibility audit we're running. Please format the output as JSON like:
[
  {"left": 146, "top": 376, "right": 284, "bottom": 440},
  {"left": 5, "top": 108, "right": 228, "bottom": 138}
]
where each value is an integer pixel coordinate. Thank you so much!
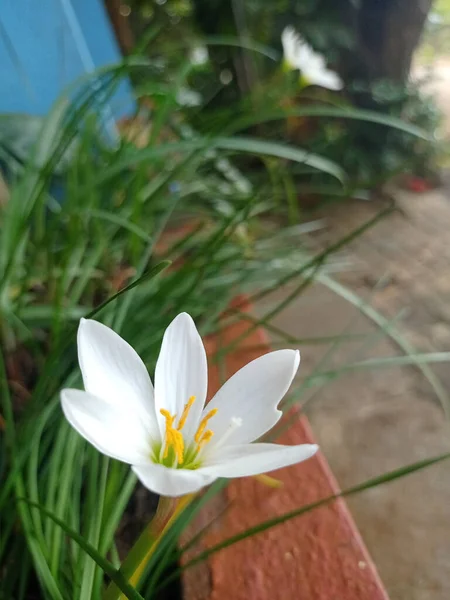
[
  {"left": 78, "top": 318, "right": 108, "bottom": 336},
  {"left": 177, "top": 312, "right": 194, "bottom": 322},
  {"left": 78, "top": 317, "right": 96, "bottom": 339},
  {"left": 168, "top": 312, "right": 196, "bottom": 330}
]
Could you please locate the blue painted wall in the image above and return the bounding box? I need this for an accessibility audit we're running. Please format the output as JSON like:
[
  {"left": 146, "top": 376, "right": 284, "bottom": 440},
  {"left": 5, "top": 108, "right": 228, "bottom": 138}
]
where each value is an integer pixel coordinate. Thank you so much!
[{"left": 0, "top": 0, "right": 135, "bottom": 118}]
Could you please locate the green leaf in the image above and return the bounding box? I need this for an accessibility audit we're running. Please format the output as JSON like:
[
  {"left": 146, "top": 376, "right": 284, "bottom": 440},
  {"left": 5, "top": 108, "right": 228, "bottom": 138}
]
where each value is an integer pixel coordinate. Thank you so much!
[
  {"left": 201, "top": 34, "right": 280, "bottom": 60},
  {"left": 87, "top": 209, "right": 153, "bottom": 242},
  {"left": 211, "top": 137, "right": 346, "bottom": 182},
  {"left": 158, "top": 452, "right": 450, "bottom": 592},
  {"left": 215, "top": 203, "right": 395, "bottom": 360},
  {"left": 227, "top": 106, "right": 432, "bottom": 140},
  {"left": 319, "top": 274, "right": 450, "bottom": 415},
  {"left": 84, "top": 261, "right": 171, "bottom": 320},
  {"left": 17, "top": 500, "right": 145, "bottom": 600},
  {"left": 90, "top": 137, "right": 345, "bottom": 186},
  {"left": 303, "top": 352, "right": 450, "bottom": 388},
  {"left": 0, "top": 113, "right": 77, "bottom": 173}
]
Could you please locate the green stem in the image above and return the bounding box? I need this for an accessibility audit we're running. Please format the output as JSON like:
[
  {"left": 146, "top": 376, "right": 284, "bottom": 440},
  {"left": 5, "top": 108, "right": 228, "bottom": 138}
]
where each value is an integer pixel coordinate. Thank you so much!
[
  {"left": 103, "top": 496, "right": 186, "bottom": 600},
  {"left": 298, "top": 75, "right": 311, "bottom": 91}
]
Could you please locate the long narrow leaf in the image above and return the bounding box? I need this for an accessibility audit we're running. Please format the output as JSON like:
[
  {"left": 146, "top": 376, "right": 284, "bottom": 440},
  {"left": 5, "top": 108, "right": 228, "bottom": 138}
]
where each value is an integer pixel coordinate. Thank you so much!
[
  {"left": 85, "top": 261, "right": 171, "bottom": 320},
  {"left": 17, "top": 500, "right": 144, "bottom": 600},
  {"left": 154, "top": 452, "right": 450, "bottom": 593},
  {"left": 227, "top": 106, "right": 431, "bottom": 139}
]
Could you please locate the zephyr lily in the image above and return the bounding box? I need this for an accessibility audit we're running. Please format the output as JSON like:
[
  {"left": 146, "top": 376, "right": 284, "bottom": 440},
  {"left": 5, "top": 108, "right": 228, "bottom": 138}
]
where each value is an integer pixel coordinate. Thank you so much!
[
  {"left": 61, "top": 314, "right": 317, "bottom": 497},
  {"left": 281, "top": 26, "right": 343, "bottom": 91}
]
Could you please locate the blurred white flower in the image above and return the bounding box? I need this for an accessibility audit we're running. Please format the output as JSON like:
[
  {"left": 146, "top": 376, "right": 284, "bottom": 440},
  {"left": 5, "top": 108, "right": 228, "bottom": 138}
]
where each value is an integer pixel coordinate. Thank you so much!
[
  {"left": 281, "top": 26, "right": 343, "bottom": 91},
  {"left": 219, "top": 69, "right": 233, "bottom": 85},
  {"left": 176, "top": 87, "right": 202, "bottom": 107},
  {"left": 427, "top": 12, "right": 442, "bottom": 25},
  {"left": 61, "top": 314, "right": 317, "bottom": 497},
  {"left": 190, "top": 46, "right": 209, "bottom": 66}
]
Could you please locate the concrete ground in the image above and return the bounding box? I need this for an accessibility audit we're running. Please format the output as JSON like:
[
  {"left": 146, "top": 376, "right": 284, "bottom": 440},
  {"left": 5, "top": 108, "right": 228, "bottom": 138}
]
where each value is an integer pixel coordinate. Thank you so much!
[
  {"left": 252, "top": 42, "right": 450, "bottom": 598},
  {"left": 255, "top": 187, "right": 450, "bottom": 599}
]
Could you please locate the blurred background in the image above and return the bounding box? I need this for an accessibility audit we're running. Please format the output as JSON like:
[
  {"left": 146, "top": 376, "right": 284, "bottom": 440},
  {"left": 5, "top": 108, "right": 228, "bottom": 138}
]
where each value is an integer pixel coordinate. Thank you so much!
[{"left": 2, "top": 1, "right": 450, "bottom": 599}]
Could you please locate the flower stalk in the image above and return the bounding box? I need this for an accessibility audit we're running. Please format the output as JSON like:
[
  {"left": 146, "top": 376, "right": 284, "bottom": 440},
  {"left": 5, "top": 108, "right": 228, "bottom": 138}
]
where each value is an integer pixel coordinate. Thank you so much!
[{"left": 104, "top": 495, "right": 192, "bottom": 600}]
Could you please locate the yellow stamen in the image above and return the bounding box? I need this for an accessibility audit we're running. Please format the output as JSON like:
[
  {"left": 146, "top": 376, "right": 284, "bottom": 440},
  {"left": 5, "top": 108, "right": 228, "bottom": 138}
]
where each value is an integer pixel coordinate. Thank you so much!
[
  {"left": 160, "top": 408, "right": 174, "bottom": 427},
  {"left": 177, "top": 395, "right": 196, "bottom": 431},
  {"left": 197, "top": 429, "right": 214, "bottom": 451},
  {"left": 255, "top": 474, "right": 284, "bottom": 489},
  {"left": 159, "top": 403, "right": 218, "bottom": 467},
  {"left": 160, "top": 408, "right": 185, "bottom": 463},
  {"left": 194, "top": 408, "right": 218, "bottom": 444}
]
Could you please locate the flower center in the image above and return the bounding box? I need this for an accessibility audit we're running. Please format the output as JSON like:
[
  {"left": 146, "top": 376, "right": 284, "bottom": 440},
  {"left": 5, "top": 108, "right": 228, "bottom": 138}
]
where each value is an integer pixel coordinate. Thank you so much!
[{"left": 159, "top": 396, "right": 218, "bottom": 467}]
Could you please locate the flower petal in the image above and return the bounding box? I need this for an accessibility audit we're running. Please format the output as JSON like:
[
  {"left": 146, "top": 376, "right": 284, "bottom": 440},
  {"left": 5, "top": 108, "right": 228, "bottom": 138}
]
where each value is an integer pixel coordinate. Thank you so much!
[
  {"left": 61, "top": 389, "right": 152, "bottom": 464},
  {"left": 308, "top": 68, "right": 343, "bottom": 90},
  {"left": 132, "top": 463, "right": 216, "bottom": 497},
  {"left": 204, "top": 349, "right": 300, "bottom": 446},
  {"left": 203, "top": 442, "right": 318, "bottom": 478},
  {"left": 281, "top": 26, "right": 299, "bottom": 68},
  {"left": 297, "top": 39, "right": 316, "bottom": 68},
  {"left": 77, "top": 319, "right": 159, "bottom": 440},
  {"left": 154, "top": 313, "right": 208, "bottom": 440}
]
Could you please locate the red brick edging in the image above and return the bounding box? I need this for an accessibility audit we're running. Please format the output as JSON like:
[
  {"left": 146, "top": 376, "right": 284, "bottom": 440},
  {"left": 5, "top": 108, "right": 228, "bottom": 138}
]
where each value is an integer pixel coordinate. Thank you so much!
[{"left": 182, "top": 299, "right": 389, "bottom": 600}]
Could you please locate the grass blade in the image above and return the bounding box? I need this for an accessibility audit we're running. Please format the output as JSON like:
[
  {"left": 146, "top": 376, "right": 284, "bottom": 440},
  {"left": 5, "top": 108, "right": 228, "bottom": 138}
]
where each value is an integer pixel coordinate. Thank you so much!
[{"left": 17, "top": 500, "right": 145, "bottom": 600}]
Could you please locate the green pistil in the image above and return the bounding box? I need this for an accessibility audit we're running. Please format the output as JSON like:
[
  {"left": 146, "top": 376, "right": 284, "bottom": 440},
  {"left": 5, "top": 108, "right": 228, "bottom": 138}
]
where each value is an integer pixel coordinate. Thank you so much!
[
  {"left": 181, "top": 444, "right": 203, "bottom": 470},
  {"left": 151, "top": 442, "right": 203, "bottom": 470}
]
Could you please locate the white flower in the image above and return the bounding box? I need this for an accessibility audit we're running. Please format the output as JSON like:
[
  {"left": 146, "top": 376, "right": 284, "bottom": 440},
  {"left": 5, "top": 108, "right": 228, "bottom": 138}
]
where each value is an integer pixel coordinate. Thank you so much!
[
  {"left": 190, "top": 46, "right": 209, "bottom": 66},
  {"left": 281, "top": 26, "right": 343, "bottom": 91},
  {"left": 176, "top": 87, "right": 202, "bottom": 107},
  {"left": 61, "top": 314, "right": 317, "bottom": 497}
]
